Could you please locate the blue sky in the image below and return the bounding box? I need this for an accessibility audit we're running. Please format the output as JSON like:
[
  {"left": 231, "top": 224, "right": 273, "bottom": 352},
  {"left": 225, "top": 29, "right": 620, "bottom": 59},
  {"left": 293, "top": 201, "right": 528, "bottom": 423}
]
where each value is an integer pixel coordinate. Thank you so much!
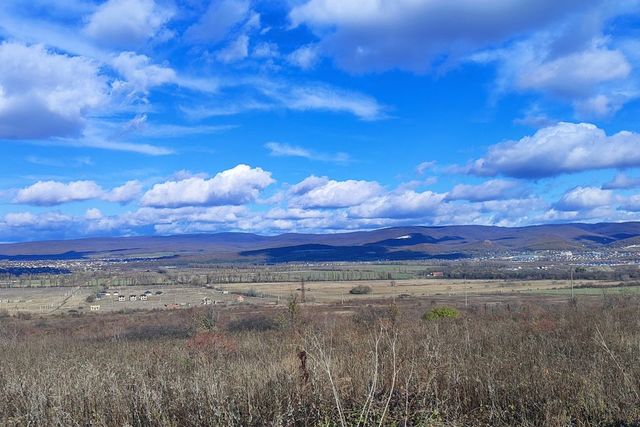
[{"left": 1, "top": 0, "right": 640, "bottom": 241}]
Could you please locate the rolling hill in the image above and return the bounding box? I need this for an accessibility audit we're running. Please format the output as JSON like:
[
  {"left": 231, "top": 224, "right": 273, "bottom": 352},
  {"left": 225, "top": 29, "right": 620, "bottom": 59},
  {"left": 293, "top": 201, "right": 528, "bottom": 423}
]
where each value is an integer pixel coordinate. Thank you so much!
[{"left": 1, "top": 222, "right": 640, "bottom": 262}]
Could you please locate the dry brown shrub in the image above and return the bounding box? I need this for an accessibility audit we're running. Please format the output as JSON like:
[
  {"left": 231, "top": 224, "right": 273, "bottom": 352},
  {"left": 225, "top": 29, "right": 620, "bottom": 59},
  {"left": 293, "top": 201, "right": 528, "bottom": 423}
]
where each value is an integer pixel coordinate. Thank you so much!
[{"left": 185, "top": 331, "right": 238, "bottom": 355}]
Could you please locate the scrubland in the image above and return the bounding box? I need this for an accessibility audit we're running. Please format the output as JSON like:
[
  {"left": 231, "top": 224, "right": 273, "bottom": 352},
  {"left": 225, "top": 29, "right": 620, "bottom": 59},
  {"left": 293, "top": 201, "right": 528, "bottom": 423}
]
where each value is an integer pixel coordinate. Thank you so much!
[{"left": 0, "top": 296, "right": 639, "bottom": 426}]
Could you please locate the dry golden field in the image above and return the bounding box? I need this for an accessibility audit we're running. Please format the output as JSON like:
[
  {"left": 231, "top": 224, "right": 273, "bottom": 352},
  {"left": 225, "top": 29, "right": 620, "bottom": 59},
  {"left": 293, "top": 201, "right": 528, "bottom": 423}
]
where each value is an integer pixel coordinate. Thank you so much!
[{"left": 1, "top": 277, "right": 636, "bottom": 315}]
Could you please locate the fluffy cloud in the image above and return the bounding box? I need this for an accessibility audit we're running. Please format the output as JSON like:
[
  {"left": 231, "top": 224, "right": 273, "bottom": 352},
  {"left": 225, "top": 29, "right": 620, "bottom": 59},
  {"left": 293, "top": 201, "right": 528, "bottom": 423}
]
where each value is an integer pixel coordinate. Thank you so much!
[
  {"left": 85, "top": 208, "right": 103, "bottom": 220},
  {"left": 104, "top": 181, "right": 143, "bottom": 204},
  {"left": 1, "top": 211, "right": 74, "bottom": 241},
  {"left": 555, "top": 186, "right": 614, "bottom": 211},
  {"left": 15, "top": 180, "right": 104, "bottom": 206},
  {"left": 265, "top": 207, "right": 327, "bottom": 220},
  {"left": 289, "top": 176, "right": 328, "bottom": 195},
  {"left": 14, "top": 180, "right": 142, "bottom": 206},
  {"left": 516, "top": 46, "right": 630, "bottom": 98},
  {"left": 289, "top": 176, "right": 383, "bottom": 208},
  {"left": 427, "top": 197, "right": 547, "bottom": 227},
  {"left": 185, "top": 0, "right": 251, "bottom": 44},
  {"left": 125, "top": 205, "right": 248, "bottom": 232},
  {"left": 3, "top": 185, "right": 639, "bottom": 240},
  {"left": 462, "top": 122, "right": 640, "bottom": 179},
  {"left": 621, "top": 195, "right": 640, "bottom": 212},
  {"left": 290, "top": 0, "right": 584, "bottom": 72},
  {"left": 446, "top": 179, "right": 524, "bottom": 202},
  {"left": 475, "top": 198, "right": 547, "bottom": 223},
  {"left": 469, "top": 0, "right": 640, "bottom": 118},
  {"left": 84, "top": 0, "right": 174, "bottom": 48},
  {"left": 141, "top": 164, "right": 274, "bottom": 208},
  {"left": 476, "top": 34, "right": 635, "bottom": 117},
  {"left": 602, "top": 173, "right": 640, "bottom": 190},
  {"left": 0, "top": 42, "right": 107, "bottom": 139},
  {"left": 111, "top": 52, "right": 176, "bottom": 94},
  {"left": 349, "top": 190, "right": 445, "bottom": 219}
]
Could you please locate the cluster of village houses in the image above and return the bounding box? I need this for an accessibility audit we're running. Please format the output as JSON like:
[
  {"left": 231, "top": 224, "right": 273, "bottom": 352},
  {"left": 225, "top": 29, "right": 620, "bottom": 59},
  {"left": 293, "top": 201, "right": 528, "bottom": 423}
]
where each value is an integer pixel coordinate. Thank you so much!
[
  {"left": 90, "top": 290, "right": 157, "bottom": 310},
  {"left": 88, "top": 288, "right": 244, "bottom": 312},
  {"left": 96, "top": 289, "right": 157, "bottom": 302}
]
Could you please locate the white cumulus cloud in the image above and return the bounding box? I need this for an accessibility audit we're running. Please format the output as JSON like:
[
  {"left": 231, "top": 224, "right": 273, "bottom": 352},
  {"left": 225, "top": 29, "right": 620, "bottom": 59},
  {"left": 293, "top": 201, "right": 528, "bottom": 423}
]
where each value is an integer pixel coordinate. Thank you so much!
[
  {"left": 84, "top": 0, "right": 174, "bottom": 48},
  {"left": 0, "top": 42, "right": 107, "bottom": 139},
  {"left": 555, "top": 186, "right": 614, "bottom": 211},
  {"left": 289, "top": 176, "right": 383, "bottom": 208},
  {"left": 602, "top": 173, "right": 640, "bottom": 190},
  {"left": 15, "top": 180, "right": 104, "bottom": 206},
  {"left": 461, "top": 122, "right": 640, "bottom": 179},
  {"left": 185, "top": 0, "right": 251, "bottom": 44},
  {"left": 516, "top": 46, "right": 630, "bottom": 98},
  {"left": 446, "top": 179, "right": 525, "bottom": 202},
  {"left": 104, "top": 180, "right": 143, "bottom": 204},
  {"left": 14, "top": 179, "right": 143, "bottom": 206},
  {"left": 141, "top": 164, "right": 275, "bottom": 208},
  {"left": 290, "top": 0, "right": 585, "bottom": 72},
  {"left": 349, "top": 190, "right": 445, "bottom": 219},
  {"left": 111, "top": 52, "right": 176, "bottom": 94}
]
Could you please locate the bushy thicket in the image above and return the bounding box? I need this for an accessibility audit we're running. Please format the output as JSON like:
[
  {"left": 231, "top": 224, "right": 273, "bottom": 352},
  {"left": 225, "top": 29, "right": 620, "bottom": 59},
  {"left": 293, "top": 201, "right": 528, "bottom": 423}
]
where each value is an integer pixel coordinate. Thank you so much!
[
  {"left": 349, "top": 284, "right": 372, "bottom": 295},
  {"left": 422, "top": 306, "right": 460, "bottom": 320},
  {"left": 0, "top": 300, "right": 639, "bottom": 425}
]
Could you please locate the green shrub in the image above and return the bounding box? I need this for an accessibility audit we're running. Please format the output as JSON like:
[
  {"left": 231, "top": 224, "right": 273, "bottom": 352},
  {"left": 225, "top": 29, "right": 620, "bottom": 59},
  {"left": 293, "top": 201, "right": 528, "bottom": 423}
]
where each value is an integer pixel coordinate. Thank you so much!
[
  {"left": 243, "top": 288, "right": 259, "bottom": 297},
  {"left": 349, "top": 285, "right": 372, "bottom": 295},
  {"left": 422, "top": 306, "right": 460, "bottom": 321}
]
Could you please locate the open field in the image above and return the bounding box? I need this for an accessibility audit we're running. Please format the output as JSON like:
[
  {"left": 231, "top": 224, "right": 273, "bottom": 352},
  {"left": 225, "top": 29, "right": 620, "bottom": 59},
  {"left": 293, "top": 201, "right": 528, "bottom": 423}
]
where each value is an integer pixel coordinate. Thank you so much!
[
  {"left": 216, "top": 278, "right": 634, "bottom": 302},
  {"left": 1, "top": 277, "right": 637, "bottom": 314},
  {"left": 0, "top": 285, "right": 252, "bottom": 315}
]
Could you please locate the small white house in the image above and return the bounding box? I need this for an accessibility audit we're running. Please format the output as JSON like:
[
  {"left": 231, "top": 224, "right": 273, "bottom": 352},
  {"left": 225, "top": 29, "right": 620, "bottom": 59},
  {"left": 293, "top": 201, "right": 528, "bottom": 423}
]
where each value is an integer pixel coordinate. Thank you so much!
[
  {"left": 118, "top": 295, "right": 126, "bottom": 302},
  {"left": 90, "top": 305, "right": 100, "bottom": 311},
  {"left": 139, "top": 295, "right": 148, "bottom": 301},
  {"left": 129, "top": 295, "right": 137, "bottom": 301}
]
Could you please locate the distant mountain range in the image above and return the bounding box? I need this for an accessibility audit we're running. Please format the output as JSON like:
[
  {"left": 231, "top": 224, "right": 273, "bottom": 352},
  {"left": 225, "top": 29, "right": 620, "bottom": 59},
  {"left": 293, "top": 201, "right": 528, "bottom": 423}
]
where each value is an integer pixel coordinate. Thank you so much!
[{"left": 2, "top": 222, "right": 640, "bottom": 262}]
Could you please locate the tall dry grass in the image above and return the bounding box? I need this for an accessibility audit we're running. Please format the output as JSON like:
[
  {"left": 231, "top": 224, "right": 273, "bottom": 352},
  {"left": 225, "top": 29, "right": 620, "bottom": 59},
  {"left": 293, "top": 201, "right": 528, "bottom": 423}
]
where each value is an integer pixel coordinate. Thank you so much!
[{"left": 0, "top": 299, "right": 639, "bottom": 426}]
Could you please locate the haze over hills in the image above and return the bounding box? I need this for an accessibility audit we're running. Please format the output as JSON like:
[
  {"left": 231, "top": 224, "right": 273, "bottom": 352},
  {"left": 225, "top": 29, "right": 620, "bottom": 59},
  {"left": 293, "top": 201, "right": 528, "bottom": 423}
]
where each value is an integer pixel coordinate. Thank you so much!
[{"left": 2, "top": 222, "right": 640, "bottom": 262}]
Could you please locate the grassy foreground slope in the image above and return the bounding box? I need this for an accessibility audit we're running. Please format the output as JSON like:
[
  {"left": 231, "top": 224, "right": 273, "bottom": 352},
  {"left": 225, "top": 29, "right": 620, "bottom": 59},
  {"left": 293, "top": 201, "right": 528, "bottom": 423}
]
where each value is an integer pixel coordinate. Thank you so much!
[{"left": 1, "top": 298, "right": 639, "bottom": 426}]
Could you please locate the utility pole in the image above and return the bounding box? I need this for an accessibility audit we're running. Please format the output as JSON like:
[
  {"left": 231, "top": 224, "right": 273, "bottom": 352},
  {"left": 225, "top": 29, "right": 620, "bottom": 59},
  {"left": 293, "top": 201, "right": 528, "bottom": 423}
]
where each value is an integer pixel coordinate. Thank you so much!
[{"left": 570, "top": 266, "right": 574, "bottom": 300}]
